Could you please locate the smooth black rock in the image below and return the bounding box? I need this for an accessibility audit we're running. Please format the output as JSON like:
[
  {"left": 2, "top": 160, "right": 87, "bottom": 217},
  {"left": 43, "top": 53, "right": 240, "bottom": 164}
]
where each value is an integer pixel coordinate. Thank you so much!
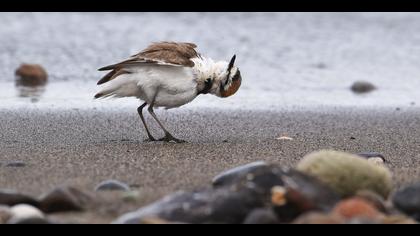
[
  {"left": 95, "top": 180, "right": 130, "bottom": 192},
  {"left": 114, "top": 187, "right": 267, "bottom": 224},
  {"left": 114, "top": 165, "right": 339, "bottom": 224},
  {"left": 393, "top": 183, "right": 420, "bottom": 221},
  {"left": 39, "top": 186, "right": 93, "bottom": 213},
  {"left": 211, "top": 161, "right": 268, "bottom": 187},
  {"left": 0, "top": 190, "right": 39, "bottom": 207},
  {"left": 115, "top": 165, "right": 284, "bottom": 224},
  {"left": 243, "top": 208, "right": 279, "bottom": 224}
]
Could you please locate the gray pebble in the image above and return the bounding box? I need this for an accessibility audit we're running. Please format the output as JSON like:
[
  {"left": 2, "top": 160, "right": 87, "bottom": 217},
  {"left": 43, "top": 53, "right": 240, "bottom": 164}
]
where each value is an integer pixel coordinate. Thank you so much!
[
  {"left": 95, "top": 180, "right": 131, "bottom": 192},
  {"left": 5, "top": 161, "right": 26, "bottom": 167},
  {"left": 351, "top": 81, "right": 376, "bottom": 94}
]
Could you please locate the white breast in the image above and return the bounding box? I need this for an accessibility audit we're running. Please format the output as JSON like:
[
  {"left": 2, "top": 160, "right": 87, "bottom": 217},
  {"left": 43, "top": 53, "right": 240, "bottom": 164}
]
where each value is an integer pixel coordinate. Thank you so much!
[{"left": 96, "top": 65, "right": 198, "bottom": 109}]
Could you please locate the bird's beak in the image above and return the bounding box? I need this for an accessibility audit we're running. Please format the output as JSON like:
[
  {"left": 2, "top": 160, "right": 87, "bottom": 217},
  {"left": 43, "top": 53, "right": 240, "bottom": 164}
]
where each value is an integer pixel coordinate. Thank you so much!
[
  {"left": 227, "top": 54, "right": 236, "bottom": 72},
  {"left": 225, "top": 55, "right": 236, "bottom": 86}
]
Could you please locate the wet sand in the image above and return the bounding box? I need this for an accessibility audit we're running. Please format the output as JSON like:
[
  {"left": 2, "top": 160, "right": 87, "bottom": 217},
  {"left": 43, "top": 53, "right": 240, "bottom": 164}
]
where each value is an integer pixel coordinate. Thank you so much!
[{"left": 0, "top": 106, "right": 420, "bottom": 223}]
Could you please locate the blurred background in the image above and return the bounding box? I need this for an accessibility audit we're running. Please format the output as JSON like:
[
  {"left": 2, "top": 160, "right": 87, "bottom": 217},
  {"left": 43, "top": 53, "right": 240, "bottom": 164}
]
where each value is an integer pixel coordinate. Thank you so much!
[{"left": 1, "top": 12, "right": 420, "bottom": 110}]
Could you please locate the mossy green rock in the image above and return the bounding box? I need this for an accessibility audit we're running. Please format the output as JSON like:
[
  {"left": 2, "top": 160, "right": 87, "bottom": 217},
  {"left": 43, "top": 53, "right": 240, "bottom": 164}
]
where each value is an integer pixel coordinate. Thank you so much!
[{"left": 297, "top": 150, "right": 393, "bottom": 198}]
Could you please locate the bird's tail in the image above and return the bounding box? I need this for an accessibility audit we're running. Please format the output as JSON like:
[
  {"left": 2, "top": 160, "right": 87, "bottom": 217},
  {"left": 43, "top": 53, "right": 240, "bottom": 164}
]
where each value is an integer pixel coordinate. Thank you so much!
[
  {"left": 94, "top": 92, "right": 105, "bottom": 99},
  {"left": 94, "top": 75, "right": 139, "bottom": 99}
]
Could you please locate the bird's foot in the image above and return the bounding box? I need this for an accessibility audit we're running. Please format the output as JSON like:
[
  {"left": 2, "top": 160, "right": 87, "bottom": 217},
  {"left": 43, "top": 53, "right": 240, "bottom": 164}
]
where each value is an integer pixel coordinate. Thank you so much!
[
  {"left": 158, "top": 134, "right": 186, "bottom": 143},
  {"left": 143, "top": 135, "right": 157, "bottom": 142}
]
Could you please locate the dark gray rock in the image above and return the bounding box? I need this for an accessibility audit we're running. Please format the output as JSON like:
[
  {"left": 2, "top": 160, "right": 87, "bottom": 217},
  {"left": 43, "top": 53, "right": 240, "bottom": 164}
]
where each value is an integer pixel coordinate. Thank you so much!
[
  {"left": 95, "top": 180, "right": 130, "bottom": 192},
  {"left": 243, "top": 208, "right": 279, "bottom": 224},
  {"left": 114, "top": 165, "right": 283, "bottom": 224},
  {"left": 351, "top": 81, "right": 376, "bottom": 94},
  {"left": 114, "top": 187, "right": 266, "bottom": 224},
  {"left": 114, "top": 165, "right": 339, "bottom": 224},
  {"left": 212, "top": 161, "right": 268, "bottom": 187},
  {"left": 0, "top": 189, "right": 39, "bottom": 207},
  {"left": 39, "top": 186, "right": 93, "bottom": 213},
  {"left": 393, "top": 183, "right": 420, "bottom": 221}
]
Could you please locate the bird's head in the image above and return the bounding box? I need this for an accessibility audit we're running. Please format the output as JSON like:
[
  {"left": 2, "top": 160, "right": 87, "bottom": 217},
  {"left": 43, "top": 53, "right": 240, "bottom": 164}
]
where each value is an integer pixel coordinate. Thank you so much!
[
  {"left": 197, "top": 54, "right": 242, "bottom": 97},
  {"left": 214, "top": 55, "right": 242, "bottom": 98}
]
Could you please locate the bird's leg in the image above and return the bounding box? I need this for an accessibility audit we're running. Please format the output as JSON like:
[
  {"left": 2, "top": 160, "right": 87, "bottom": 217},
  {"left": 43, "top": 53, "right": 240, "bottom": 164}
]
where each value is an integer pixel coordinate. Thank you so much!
[
  {"left": 137, "top": 102, "right": 156, "bottom": 142},
  {"left": 148, "top": 107, "right": 186, "bottom": 143},
  {"left": 147, "top": 90, "right": 186, "bottom": 143}
]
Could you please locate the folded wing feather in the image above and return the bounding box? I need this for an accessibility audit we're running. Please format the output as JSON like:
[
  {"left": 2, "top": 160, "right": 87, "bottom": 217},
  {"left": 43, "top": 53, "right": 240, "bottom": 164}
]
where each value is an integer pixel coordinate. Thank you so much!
[{"left": 97, "top": 42, "right": 199, "bottom": 85}]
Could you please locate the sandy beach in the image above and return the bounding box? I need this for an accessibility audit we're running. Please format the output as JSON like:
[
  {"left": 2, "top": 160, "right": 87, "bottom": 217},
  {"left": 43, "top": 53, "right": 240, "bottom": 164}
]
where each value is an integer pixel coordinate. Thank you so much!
[{"left": 0, "top": 106, "right": 419, "bottom": 223}]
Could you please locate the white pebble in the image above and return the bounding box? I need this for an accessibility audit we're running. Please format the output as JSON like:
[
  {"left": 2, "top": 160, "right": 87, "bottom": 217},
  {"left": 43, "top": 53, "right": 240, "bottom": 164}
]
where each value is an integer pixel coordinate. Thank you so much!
[
  {"left": 368, "top": 157, "right": 385, "bottom": 166},
  {"left": 8, "top": 204, "right": 44, "bottom": 224},
  {"left": 276, "top": 136, "right": 293, "bottom": 140}
]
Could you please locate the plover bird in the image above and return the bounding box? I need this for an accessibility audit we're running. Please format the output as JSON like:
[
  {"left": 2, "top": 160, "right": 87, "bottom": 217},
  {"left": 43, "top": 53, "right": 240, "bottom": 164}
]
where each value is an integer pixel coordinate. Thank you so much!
[{"left": 95, "top": 42, "right": 242, "bottom": 143}]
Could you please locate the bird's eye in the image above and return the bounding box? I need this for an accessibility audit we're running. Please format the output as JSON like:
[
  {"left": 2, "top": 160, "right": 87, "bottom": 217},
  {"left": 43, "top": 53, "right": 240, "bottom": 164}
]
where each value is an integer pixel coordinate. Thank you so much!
[
  {"left": 232, "top": 70, "right": 241, "bottom": 81},
  {"left": 205, "top": 78, "right": 212, "bottom": 85}
]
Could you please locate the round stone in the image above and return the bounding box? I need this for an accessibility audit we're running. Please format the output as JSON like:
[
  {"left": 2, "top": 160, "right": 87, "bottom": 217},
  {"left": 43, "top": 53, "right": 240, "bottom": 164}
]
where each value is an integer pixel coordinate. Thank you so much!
[
  {"left": 297, "top": 150, "right": 393, "bottom": 198},
  {"left": 15, "top": 64, "right": 48, "bottom": 87},
  {"left": 392, "top": 183, "right": 420, "bottom": 221},
  {"left": 332, "top": 198, "right": 383, "bottom": 220}
]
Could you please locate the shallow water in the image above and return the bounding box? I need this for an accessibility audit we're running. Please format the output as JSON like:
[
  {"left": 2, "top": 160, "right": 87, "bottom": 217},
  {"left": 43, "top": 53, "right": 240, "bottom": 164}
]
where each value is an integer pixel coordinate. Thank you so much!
[{"left": 1, "top": 12, "right": 419, "bottom": 110}]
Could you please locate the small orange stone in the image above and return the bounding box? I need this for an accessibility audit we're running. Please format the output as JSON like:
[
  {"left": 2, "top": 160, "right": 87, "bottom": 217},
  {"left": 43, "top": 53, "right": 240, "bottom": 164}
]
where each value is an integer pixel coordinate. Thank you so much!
[
  {"left": 271, "top": 186, "right": 287, "bottom": 206},
  {"left": 332, "top": 197, "right": 382, "bottom": 220}
]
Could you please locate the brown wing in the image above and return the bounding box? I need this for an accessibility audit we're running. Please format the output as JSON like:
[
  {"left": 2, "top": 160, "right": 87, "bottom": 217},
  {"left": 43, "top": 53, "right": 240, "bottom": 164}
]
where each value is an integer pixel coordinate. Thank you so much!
[{"left": 97, "top": 42, "right": 200, "bottom": 85}]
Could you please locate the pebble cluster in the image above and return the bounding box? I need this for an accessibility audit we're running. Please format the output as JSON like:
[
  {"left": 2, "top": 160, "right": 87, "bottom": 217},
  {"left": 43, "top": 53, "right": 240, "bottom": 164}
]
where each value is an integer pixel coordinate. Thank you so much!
[{"left": 1, "top": 150, "right": 419, "bottom": 224}]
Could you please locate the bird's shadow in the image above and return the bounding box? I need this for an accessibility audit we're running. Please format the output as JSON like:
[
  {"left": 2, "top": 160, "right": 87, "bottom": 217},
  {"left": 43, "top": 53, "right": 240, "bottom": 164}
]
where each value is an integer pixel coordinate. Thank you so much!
[{"left": 97, "top": 138, "right": 189, "bottom": 145}]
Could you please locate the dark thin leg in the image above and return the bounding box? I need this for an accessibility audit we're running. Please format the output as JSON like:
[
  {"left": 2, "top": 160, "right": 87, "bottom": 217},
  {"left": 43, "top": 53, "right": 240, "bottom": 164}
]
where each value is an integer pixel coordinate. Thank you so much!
[
  {"left": 148, "top": 106, "right": 186, "bottom": 143},
  {"left": 147, "top": 90, "right": 186, "bottom": 143},
  {"left": 137, "top": 102, "right": 156, "bottom": 142}
]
